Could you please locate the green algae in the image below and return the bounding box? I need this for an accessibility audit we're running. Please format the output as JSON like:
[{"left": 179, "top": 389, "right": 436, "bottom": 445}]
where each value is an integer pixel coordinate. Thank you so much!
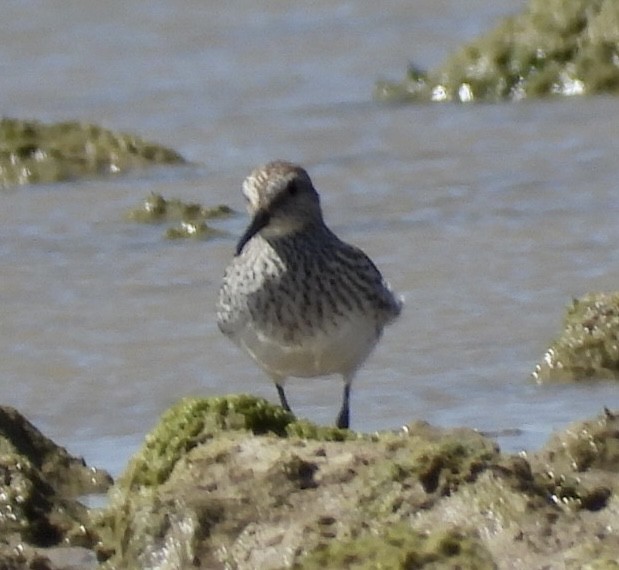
[
  {"left": 121, "top": 396, "right": 295, "bottom": 489},
  {"left": 539, "top": 408, "right": 619, "bottom": 473},
  {"left": 286, "top": 419, "right": 359, "bottom": 442},
  {"left": 125, "top": 193, "right": 232, "bottom": 224},
  {"left": 0, "top": 118, "right": 185, "bottom": 188},
  {"left": 388, "top": 423, "right": 499, "bottom": 495},
  {"left": 410, "top": 435, "right": 497, "bottom": 494},
  {"left": 581, "top": 558, "right": 619, "bottom": 570},
  {"left": 119, "top": 396, "right": 377, "bottom": 491},
  {"left": 296, "top": 525, "right": 496, "bottom": 570},
  {"left": 125, "top": 193, "right": 233, "bottom": 240},
  {"left": 356, "top": 425, "right": 501, "bottom": 526},
  {"left": 377, "top": 0, "right": 619, "bottom": 103},
  {"left": 533, "top": 293, "right": 619, "bottom": 382}
]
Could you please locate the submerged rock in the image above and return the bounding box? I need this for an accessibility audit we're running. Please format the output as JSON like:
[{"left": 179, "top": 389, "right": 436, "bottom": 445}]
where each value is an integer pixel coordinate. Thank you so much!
[
  {"left": 125, "top": 193, "right": 233, "bottom": 240},
  {"left": 533, "top": 292, "right": 619, "bottom": 382},
  {"left": 377, "top": 0, "right": 619, "bottom": 103},
  {"left": 0, "top": 118, "right": 185, "bottom": 188},
  {"left": 95, "top": 395, "right": 619, "bottom": 569}
]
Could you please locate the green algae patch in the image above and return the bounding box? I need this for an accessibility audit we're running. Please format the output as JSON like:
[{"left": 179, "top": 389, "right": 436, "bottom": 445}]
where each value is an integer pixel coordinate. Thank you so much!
[
  {"left": 0, "top": 118, "right": 185, "bottom": 188},
  {"left": 538, "top": 408, "right": 619, "bottom": 474},
  {"left": 377, "top": 0, "right": 619, "bottom": 103},
  {"left": 296, "top": 525, "right": 496, "bottom": 570},
  {"left": 125, "top": 193, "right": 233, "bottom": 240},
  {"left": 389, "top": 422, "right": 499, "bottom": 496},
  {"left": 286, "top": 419, "right": 360, "bottom": 442},
  {"left": 121, "top": 396, "right": 296, "bottom": 490},
  {"left": 125, "top": 193, "right": 232, "bottom": 224},
  {"left": 533, "top": 292, "right": 619, "bottom": 382},
  {"left": 356, "top": 424, "right": 500, "bottom": 526},
  {"left": 409, "top": 431, "right": 498, "bottom": 495}
]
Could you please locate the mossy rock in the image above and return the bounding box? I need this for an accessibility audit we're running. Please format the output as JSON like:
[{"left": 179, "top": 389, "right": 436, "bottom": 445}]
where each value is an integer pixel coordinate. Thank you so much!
[
  {"left": 0, "top": 406, "right": 111, "bottom": 549},
  {"left": 377, "top": 0, "right": 619, "bottom": 102},
  {"left": 0, "top": 118, "right": 185, "bottom": 187},
  {"left": 296, "top": 525, "right": 496, "bottom": 570},
  {"left": 125, "top": 193, "right": 233, "bottom": 240},
  {"left": 0, "top": 540, "right": 70, "bottom": 570},
  {"left": 97, "top": 407, "right": 503, "bottom": 569},
  {"left": 125, "top": 193, "right": 232, "bottom": 224},
  {"left": 96, "top": 398, "right": 619, "bottom": 569},
  {"left": 120, "top": 396, "right": 296, "bottom": 489},
  {"left": 533, "top": 292, "right": 619, "bottom": 382},
  {"left": 539, "top": 408, "right": 619, "bottom": 473},
  {"left": 0, "top": 406, "right": 111, "bottom": 497}
]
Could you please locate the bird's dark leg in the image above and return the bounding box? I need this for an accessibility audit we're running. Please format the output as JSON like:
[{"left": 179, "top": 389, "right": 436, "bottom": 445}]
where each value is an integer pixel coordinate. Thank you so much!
[
  {"left": 335, "top": 382, "right": 351, "bottom": 429},
  {"left": 276, "top": 384, "right": 292, "bottom": 413}
]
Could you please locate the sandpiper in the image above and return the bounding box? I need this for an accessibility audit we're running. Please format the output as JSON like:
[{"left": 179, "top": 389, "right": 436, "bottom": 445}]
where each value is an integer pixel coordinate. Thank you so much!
[{"left": 217, "top": 161, "right": 402, "bottom": 428}]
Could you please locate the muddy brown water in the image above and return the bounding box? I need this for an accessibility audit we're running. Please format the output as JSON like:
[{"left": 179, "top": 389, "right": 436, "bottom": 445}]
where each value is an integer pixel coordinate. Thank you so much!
[{"left": 2, "top": 0, "right": 619, "bottom": 476}]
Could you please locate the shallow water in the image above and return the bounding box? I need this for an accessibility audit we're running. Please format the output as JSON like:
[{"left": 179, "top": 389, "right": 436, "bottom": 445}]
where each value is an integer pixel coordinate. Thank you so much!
[{"left": 3, "top": 0, "right": 619, "bottom": 477}]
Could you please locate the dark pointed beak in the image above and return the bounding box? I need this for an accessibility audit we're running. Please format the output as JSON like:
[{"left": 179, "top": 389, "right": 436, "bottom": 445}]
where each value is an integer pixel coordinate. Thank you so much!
[{"left": 235, "top": 209, "right": 270, "bottom": 256}]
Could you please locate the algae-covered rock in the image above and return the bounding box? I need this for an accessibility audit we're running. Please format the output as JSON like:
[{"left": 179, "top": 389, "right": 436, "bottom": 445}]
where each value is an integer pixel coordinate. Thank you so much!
[
  {"left": 296, "top": 525, "right": 496, "bottom": 570},
  {"left": 164, "top": 221, "right": 221, "bottom": 240},
  {"left": 533, "top": 292, "right": 619, "bottom": 382},
  {"left": 377, "top": 0, "right": 619, "bottom": 103},
  {"left": 536, "top": 407, "right": 619, "bottom": 474},
  {"left": 120, "top": 396, "right": 296, "bottom": 490},
  {"left": 125, "top": 193, "right": 232, "bottom": 225},
  {"left": 0, "top": 118, "right": 185, "bottom": 188},
  {"left": 125, "top": 193, "right": 233, "bottom": 240},
  {"left": 0, "top": 405, "right": 111, "bottom": 558},
  {"left": 0, "top": 541, "right": 60, "bottom": 570},
  {"left": 96, "top": 397, "right": 619, "bottom": 569},
  {"left": 97, "top": 398, "right": 500, "bottom": 569},
  {"left": 0, "top": 540, "right": 99, "bottom": 570},
  {"left": 0, "top": 406, "right": 111, "bottom": 497}
]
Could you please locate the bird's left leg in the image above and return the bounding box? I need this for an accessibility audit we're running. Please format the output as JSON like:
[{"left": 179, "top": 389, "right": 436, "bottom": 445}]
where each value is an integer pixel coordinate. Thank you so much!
[
  {"left": 335, "top": 379, "right": 351, "bottom": 429},
  {"left": 275, "top": 383, "right": 293, "bottom": 413}
]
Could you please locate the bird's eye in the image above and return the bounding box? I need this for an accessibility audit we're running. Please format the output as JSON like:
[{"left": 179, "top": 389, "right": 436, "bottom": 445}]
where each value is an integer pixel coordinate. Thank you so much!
[{"left": 286, "top": 180, "right": 297, "bottom": 196}]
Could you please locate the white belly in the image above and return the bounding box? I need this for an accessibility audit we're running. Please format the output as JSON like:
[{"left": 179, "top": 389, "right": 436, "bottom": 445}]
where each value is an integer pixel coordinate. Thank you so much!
[{"left": 235, "top": 314, "right": 379, "bottom": 381}]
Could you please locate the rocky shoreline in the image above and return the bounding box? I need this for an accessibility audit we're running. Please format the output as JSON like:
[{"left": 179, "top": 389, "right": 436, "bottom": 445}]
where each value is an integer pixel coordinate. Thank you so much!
[{"left": 1, "top": 393, "right": 618, "bottom": 569}]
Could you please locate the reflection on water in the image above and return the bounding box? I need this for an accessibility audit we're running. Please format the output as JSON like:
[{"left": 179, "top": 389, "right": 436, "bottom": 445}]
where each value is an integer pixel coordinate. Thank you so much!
[{"left": 1, "top": 0, "right": 618, "bottom": 475}]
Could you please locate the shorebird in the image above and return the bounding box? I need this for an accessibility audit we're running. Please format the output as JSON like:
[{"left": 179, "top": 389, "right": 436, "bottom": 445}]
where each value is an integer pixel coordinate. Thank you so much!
[{"left": 217, "top": 161, "right": 402, "bottom": 428}]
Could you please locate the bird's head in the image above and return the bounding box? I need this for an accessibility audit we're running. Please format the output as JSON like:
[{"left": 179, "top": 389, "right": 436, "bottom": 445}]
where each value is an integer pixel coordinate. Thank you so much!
[{"left": 235, "top": 161, "right": 323, "bottom": 256}]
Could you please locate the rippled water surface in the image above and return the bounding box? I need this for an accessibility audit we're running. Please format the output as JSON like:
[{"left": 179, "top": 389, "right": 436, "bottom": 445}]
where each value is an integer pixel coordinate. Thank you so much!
[{"left": 3, "top": 0, "right": 619, "bottom": 476}]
